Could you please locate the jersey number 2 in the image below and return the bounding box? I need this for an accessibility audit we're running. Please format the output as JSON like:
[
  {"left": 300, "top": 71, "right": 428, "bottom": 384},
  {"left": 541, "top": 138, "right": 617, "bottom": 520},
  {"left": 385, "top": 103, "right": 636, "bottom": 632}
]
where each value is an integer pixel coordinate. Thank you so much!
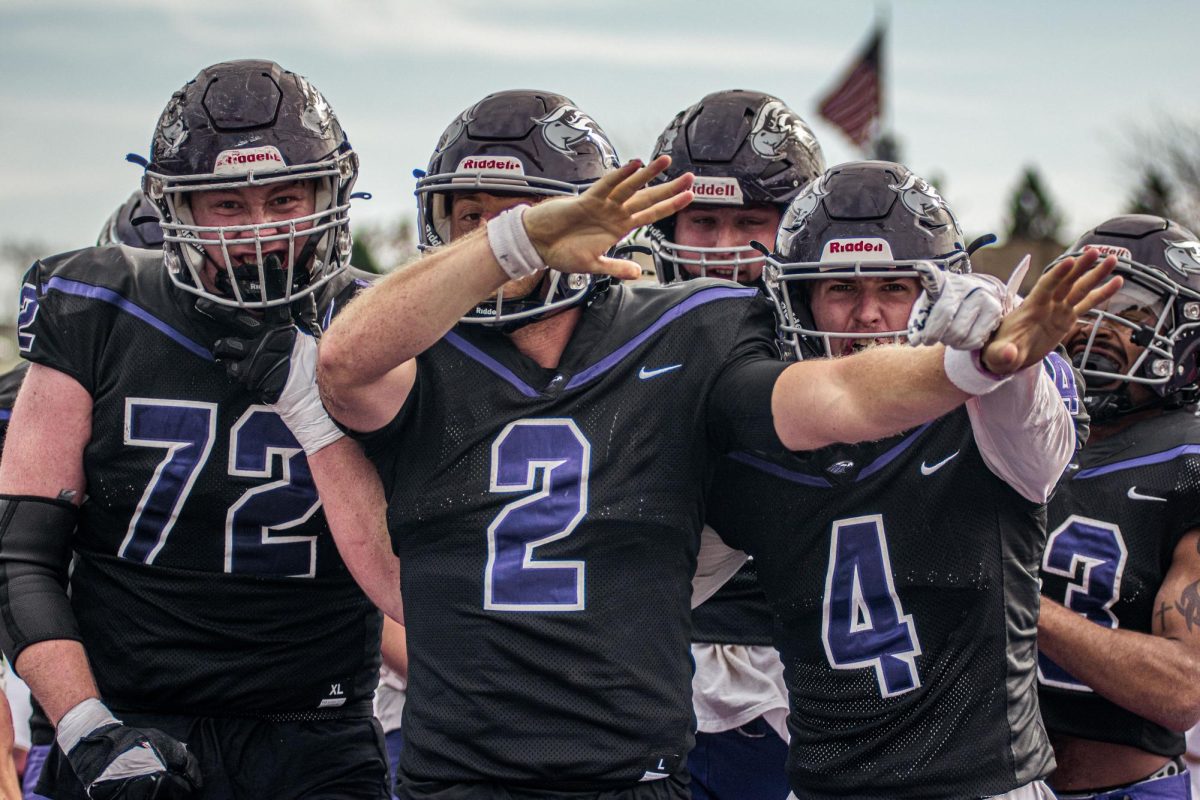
[
  {"left": 822, "top": 514, "right": 922, "bottom": 698},
  {"left": 120, "top": 399, "right": 320, "bottom": 577},
  {"left": 485, "top": 419, "right": 590, "bottom": 611}
]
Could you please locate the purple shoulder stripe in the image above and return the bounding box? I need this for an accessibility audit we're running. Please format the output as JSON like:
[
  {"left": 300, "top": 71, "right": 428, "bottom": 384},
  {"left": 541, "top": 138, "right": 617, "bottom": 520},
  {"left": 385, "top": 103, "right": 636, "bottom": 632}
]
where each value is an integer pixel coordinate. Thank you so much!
[
  {"left": 728, "top": 451, "right": 833, "bottom": 487},
  {"left": 1074, "top": 444, "right": 1200, "bottom": 480},
  {"left": 45, "top": 276, "right": 213, "bottom": 361},
  {"left": 855, "top": 423, "right": 933, "bottom": 481},
  {"left": 565, "top": 285, "right": 758, "bottom": 390},
  {"left": 443, "top": 331, "right": 540, "bottom": 397}
]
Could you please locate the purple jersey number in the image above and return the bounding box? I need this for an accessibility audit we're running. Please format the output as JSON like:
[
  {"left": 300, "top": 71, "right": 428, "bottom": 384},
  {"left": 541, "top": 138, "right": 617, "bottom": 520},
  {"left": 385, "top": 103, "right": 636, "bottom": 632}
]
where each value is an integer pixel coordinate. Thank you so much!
[
  {"left": 821, "top": 514, "right": 923, "bottom": 698},
  {"left": 17, "top": 282, "right": 40, "bottom": 354},
  {"left": 1038, "top": 514, "right": 1127, "bottom": 691},
  {"left": 485, "top": 419, "right": 590, "bottom": 611},
  {"left": 121, "top": 399, "right": 321, "bottom": 577}
]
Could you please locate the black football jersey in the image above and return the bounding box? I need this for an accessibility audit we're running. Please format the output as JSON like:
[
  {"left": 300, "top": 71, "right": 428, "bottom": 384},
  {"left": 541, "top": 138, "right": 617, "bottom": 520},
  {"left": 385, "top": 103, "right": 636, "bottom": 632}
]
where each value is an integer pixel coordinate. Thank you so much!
[
  {"left": 709, "top": 409, "right": 1054, "bottom": 799},
  {"left": 691, "top": 560, "right": 774, "bottom": 646},
  {"left": 18, "top": 247, "right": 380, "bottom": 717},
  {"left": 1038, "top": 409, "right": 1200, "bottom": 757},
  {"left": 356, "top": 280, "right": 786, "bottom": 790}
]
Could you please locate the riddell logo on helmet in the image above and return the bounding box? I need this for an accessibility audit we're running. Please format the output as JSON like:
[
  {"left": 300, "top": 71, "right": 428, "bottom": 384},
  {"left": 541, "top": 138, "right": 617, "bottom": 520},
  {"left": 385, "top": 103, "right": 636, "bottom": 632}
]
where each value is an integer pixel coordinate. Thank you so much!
[
  {"left": 820, "top": 238, "right": 895, "bottom": 263},
  {"left": 1090, "top": 244, "right": 1133, "bottom": 260},
  {"left": 457, "top": 156, "right": 524, "bottom": 174},
  {"left": 213, "top": 146, "right": 286, "bottom": 176},
  {"left": 691, "top": 177, "right": 744, "bottom": 205}
]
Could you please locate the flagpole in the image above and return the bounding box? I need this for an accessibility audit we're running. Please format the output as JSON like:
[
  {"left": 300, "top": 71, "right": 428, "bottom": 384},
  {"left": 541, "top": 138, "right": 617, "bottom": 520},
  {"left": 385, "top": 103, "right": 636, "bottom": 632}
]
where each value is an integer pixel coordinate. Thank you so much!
[{"left": 877, "top": 2, "right": 890, "bottom": 142}]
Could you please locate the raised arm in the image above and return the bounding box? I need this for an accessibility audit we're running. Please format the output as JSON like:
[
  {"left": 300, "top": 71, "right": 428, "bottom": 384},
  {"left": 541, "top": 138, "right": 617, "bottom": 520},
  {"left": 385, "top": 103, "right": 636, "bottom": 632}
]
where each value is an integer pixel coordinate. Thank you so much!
[
  {"left": 772, "top": 249, "right": 1120, "bottom": 451},
  {"left": 318, "top": 156, "right": 694, "bottom": 432}
]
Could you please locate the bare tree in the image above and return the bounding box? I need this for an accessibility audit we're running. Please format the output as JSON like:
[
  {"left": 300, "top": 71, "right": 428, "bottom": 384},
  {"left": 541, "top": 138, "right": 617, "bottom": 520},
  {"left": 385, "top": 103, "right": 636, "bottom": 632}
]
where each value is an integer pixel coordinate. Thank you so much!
[{"left": 1124, "top": 115, "right": 1200, "bottom": 232}]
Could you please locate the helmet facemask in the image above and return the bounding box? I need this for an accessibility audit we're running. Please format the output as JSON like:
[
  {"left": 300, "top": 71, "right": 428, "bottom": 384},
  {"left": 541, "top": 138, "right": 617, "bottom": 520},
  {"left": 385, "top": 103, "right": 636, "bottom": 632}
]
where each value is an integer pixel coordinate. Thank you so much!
[
  {"left": 766, "top": 252, "right": 971, "bottom": 360},
  {"left": 143, "top": 60, "right": 359, "bottom": 310},
  {"left": 148, "top": 156, "right": 356, "bottom": 309},
  {"left": 1060, "top": 257, "right": 1200, "bottom": 416}
]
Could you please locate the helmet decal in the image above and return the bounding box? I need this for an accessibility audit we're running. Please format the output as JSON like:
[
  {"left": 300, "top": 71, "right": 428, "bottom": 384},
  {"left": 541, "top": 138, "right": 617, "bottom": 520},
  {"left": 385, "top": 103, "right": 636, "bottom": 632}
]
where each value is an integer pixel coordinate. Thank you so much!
[
  {"left": 889, "top": 173, "right": 962, "bottom": 235},
  {"left": 297, "top": 75, "right": 335, "bottom": 136},
  {"left": 750, "top": 100, "right": 819, "bottom": 161},
  {"left": 1165, "top": 241, "right": 1200, "bottom": 277},
  {"left": 654, "top": 121, "right": 681, "bottom": 159},
  {"left": 155, "top": 93, "right": 188, "bottom": 160},
  {"left": 438, "top": 105, "right": 475, "bottom": 152},
  {"left": 780, "top": 173, "right": 831, "bottom": 234},
  {"left": 535, "top": 105, "right": 618, "bottom": 166}
]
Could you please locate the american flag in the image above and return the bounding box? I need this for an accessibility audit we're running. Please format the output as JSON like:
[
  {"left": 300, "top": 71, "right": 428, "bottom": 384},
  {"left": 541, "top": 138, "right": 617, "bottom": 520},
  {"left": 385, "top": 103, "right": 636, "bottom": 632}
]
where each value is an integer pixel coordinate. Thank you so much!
[{"left": 817, "top": 27, "right": 884, "bottom": 148}]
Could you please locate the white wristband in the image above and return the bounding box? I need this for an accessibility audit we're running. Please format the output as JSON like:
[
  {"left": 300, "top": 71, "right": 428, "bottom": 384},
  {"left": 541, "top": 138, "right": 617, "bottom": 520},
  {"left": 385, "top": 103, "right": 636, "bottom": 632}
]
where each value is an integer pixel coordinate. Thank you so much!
[
  {"left": 486, "top": 205, "right": 546, "bottom": 280},
  {"left": 57, "top": 697, "right": 119, "bottom": 754},
  {"left": 944, "top": 346, "right": 1012, "bottom": 396},
  {"left": 275, "top": 333, "right": 344, "bottom": 456}
]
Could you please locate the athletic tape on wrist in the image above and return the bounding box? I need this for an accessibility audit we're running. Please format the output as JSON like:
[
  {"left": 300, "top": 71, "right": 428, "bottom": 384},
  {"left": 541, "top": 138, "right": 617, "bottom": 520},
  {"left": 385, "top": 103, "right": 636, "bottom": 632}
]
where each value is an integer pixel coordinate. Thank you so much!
[
  {"left": 57, "top": 698, "right": 119, "bottom": 754},
  {"left": 944, "top": 346, "right": 1011, "bottom": 395},
  {"left": 275, "top": 333, "right": 343, "bottom": 456},
  {"left": 486, "top": 205, "right": 546, "bottom": 280}
]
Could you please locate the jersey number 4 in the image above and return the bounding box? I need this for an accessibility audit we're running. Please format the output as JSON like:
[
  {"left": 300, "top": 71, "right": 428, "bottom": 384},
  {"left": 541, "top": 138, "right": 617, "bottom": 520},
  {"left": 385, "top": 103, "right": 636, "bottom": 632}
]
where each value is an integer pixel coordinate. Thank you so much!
[
  {"left": 822, "top": 514, "right": 923, "bottom": 698},
  {"left": 1038, "top": 514, "right": 1128, "bottom": 691},
  {"left": 119, "top": 398, "right": 321, "bottom": 577},
  {"left": 485, "top": 419, "right": 590, "bottom": 611}
]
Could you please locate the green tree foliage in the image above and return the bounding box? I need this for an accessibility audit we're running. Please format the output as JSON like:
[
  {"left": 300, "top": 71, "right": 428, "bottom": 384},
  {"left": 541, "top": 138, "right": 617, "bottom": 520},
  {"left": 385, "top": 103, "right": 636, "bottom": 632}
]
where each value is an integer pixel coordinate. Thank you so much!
[
  {"left": 349, "top": 217, "right": 418, "bottom": 274},
  {"left": 1005, "top": 167, "right": 1062, "bottom": 243}
]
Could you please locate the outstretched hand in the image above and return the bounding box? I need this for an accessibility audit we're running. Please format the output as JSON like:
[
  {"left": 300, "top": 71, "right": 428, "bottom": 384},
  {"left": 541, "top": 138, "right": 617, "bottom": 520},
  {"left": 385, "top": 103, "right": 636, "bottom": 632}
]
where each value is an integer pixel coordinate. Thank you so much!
[
  {"left": 522, "top": 155, "right": 694, "bottom": 280},
  {"left": 981, "top": 248, "right": 1121, "bottom": 375}
]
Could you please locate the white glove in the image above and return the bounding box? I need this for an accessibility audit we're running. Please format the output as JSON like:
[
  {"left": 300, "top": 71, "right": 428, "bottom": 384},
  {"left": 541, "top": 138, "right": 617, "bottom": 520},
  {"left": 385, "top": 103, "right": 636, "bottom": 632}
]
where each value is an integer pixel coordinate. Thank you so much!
[
  {"left": 273, "top": 332, "right": 344, "bottom": 456},
  {"left": 907, "top": 257, "right": 1028, "bottom": 350}
]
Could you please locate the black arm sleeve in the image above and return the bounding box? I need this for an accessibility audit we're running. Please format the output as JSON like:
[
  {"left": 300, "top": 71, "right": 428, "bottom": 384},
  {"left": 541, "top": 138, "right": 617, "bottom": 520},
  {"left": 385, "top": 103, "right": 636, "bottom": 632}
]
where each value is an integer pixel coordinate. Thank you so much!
[{"left": 0, "top": 494, "right": 80, "bottom": 669}]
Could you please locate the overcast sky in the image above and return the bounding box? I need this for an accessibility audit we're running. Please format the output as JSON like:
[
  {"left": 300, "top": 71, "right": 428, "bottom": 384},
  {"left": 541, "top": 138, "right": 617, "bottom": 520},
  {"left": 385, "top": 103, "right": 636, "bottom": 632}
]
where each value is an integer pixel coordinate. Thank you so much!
[{"left": 3, "top": 0, "right": 1199, "bottom": 259}]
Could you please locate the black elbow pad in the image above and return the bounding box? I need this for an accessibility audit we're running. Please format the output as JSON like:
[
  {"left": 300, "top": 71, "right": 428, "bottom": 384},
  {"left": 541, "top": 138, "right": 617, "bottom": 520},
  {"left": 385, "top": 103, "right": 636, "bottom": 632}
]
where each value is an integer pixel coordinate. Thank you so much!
[{"left": 0, "top": 494, "right": 80, "bottom": 667}]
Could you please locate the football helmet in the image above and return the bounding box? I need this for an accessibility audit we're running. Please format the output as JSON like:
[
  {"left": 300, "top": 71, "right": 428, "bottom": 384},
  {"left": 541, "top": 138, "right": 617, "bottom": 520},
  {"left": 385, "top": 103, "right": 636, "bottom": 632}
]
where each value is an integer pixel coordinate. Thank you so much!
[
  {"left": 647, "top": 90, "right": 825, "bottom": 283},
  {"left": 143, "top": 60, "right": 358, "bottom": 308},
  {"left": 96, "top": 191, "right": 164, "bottom": 249},
  {"left": 415, "top": 90, "right": 620, "bottom": 328},
  {"left": 765, "top": 160, "right": 970, "bottom": 359},
  {"left": 1056, "top": 215, "right": 1200, "bottom": 417}
]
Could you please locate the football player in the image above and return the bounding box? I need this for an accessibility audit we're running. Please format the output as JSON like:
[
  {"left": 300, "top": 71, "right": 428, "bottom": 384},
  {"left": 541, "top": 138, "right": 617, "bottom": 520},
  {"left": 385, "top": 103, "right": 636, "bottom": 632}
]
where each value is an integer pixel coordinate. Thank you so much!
[
  {"left": 706, "top": 160, "right": 1090, "bottom": 799},
  {"left": 266, "top": 90, "right": 1119, "bottom": 800},
  {"left": 649, "top": 90, "right": 824, "bottom": 800},
  {"left": 0, "top": 60, "right": 391, "bottom": 799},
  {"left": 1036, "top": 216, "right": 1200, "bottom": 798},
  {"left": 647, "top": 90, "right": 824, "bottom": 287}
]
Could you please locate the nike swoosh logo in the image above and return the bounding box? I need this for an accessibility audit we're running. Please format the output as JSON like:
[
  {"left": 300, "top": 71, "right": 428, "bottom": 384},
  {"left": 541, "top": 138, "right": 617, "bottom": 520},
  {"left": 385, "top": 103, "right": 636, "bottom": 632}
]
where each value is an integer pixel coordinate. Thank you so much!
[
  {"left": 638, "top": 364, "right": 683, "bottom": 380},
  {"left": 1127, "top": 486, "right": 1167, "bottom": 502},
  {"left": 920, "top": 451, "right": 959, "bottom": 476}
]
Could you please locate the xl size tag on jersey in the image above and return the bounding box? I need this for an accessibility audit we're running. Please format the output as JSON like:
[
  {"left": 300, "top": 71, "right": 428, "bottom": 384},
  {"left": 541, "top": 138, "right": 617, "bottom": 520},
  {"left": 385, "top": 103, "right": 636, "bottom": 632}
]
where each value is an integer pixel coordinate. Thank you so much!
[{"left": 638, "top": 752, "right": 681, "bottom": 782}]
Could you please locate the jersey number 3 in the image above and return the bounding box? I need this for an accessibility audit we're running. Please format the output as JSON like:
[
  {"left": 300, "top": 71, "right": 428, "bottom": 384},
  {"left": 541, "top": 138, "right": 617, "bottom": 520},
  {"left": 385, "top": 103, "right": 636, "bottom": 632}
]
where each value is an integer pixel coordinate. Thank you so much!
[
  {"left": 822, "top": 515, "right": 923, "bottom": 698},
  {"left": 485, "top": 419, "right": 590, "bottom": 611},
  {"left": 1038, "top": 514, "right": 1127, "bottom": 691}
]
